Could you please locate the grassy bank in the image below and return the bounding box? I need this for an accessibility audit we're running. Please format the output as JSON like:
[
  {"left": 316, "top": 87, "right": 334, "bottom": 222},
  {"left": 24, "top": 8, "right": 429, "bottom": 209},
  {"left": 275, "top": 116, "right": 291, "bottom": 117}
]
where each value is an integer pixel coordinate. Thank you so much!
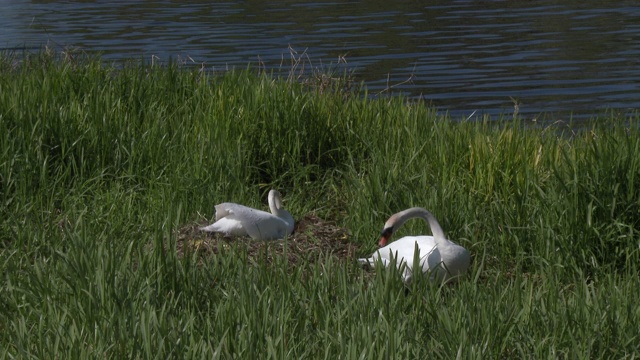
[{"left": 1, "top": 51, "right": 639, "bottom": 358}]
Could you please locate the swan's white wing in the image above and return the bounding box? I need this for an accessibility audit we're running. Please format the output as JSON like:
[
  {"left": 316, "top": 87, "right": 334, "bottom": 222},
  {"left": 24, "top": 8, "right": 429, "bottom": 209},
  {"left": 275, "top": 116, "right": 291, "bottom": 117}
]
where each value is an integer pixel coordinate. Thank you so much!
[
  {"left": 213, "top": 203, "right": 256, "bottom": 221},
  {"left": 436, "top": 242, "right": 471, "bottom": 279},
  {"left": 361, "top": 236, "right": 441, "bottom": 283},
  {"left": 199, "top": 217, "right": 247, "bottom": 236},
  {"left": 199, "top": 203, "right": 252, "bottom": 235},
  {"left": 375, "top": 236, "right": 437, "bottom": 267},
  {"left": 218, "top": 203, "right": 289, "bottom": 240}
]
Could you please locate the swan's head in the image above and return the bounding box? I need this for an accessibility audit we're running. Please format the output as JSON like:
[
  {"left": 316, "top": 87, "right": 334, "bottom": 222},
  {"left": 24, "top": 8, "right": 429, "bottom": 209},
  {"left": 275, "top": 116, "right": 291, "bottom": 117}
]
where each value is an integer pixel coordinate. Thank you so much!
[
  {"left": 379, "top": 213, "right": 400, "bottom": 246},
  {"left": 378, "top": 208, "right": 432, "bottom": 247},
  {"left": 379, "top": 227, "right": 394, "bottom": 247}
]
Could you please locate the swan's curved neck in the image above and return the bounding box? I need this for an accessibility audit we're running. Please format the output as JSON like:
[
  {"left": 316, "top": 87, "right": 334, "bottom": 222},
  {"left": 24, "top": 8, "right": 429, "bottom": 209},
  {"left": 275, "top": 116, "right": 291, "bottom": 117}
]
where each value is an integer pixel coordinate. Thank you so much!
[
  {"left": 388, "top": 207, "right": 447, "bottom": 243},
  {"left": 267, "top": 190, "right": 294, "bottom": 232},
  {"left": 268, "top": 190, "right": 283, "bottom": 215}
]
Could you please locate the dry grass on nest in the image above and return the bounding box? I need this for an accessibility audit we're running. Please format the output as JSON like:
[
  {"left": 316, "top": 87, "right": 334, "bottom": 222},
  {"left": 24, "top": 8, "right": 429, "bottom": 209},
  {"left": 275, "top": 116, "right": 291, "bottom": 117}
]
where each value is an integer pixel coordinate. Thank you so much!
[{"left": 175, "top": 214, "right": 359, "bottom": 268}]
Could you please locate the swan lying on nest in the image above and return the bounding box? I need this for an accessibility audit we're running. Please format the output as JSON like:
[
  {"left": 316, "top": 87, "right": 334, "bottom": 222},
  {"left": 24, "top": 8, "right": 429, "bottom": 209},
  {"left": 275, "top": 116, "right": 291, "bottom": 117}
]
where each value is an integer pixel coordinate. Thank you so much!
[
  {"left": 200, "top": 189, "right": 295, "bottom": 240},
  {"left": 358, "top": 207, "right": 470, "bottom": 283}
]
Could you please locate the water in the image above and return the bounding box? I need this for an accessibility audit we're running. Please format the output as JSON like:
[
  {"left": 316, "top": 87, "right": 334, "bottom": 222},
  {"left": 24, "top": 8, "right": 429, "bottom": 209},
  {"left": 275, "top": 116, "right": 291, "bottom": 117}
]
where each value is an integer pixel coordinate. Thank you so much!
[{"left": 2, "top": 0, "right": 639, "bottom": 121}]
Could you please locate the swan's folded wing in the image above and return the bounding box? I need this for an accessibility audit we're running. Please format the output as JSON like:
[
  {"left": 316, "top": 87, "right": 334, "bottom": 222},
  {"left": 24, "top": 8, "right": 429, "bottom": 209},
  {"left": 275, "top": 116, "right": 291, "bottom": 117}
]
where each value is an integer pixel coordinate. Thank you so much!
[
  {"left": 381, "top": 237, "right": 437, "bottom": 266},
  {"left": 217, "top": 204, "right": 287, "bottom": 240},
  {"left": 244, "top": 215, "right": 289, "bottom": 240}
]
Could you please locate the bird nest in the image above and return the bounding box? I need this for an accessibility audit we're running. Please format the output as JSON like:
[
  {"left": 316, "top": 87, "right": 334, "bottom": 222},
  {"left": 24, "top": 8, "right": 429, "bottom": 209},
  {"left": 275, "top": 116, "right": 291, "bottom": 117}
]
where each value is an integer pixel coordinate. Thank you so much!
[{"left": 175, "top": 214, "right": 359, "bottom": 267}]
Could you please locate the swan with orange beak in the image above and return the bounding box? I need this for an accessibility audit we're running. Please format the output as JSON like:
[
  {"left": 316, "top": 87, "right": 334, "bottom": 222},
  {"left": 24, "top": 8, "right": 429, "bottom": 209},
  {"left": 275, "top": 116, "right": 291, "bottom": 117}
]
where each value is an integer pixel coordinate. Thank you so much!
[{"left": 359, "top": 207, "right": 470, "bottom": 283}]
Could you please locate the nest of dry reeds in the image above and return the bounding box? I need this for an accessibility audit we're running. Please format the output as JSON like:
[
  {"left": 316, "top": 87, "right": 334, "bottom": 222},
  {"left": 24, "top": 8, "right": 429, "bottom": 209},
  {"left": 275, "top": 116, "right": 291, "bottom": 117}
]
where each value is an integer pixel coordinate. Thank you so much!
[{"left": 175, "top": 214, "right": 359, "bottom": 267}]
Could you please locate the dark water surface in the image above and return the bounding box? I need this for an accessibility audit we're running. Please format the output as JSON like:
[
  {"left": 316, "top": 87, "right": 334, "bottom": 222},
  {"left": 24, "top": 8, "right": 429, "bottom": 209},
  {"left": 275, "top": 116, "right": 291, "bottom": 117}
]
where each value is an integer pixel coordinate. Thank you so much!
[{"left": 2, "top": 0, "right": 640, "bottom": 121}]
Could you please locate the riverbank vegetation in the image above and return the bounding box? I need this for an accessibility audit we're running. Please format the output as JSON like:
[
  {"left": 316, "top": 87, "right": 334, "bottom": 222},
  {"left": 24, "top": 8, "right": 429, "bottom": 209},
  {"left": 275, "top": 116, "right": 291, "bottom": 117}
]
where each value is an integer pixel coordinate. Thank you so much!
[{"left": 1, "top": 51, "right": 639, "bottom": 358}]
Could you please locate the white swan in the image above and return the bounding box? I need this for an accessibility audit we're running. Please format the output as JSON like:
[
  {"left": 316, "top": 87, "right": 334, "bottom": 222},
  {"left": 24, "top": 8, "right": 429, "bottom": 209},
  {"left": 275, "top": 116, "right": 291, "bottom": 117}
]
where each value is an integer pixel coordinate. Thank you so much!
[
  {"left": 358, "top": 207, "right": 470, "bottom": 283},
  {"left": 199, "top": 189, "right": 295, "bottom": 240}
]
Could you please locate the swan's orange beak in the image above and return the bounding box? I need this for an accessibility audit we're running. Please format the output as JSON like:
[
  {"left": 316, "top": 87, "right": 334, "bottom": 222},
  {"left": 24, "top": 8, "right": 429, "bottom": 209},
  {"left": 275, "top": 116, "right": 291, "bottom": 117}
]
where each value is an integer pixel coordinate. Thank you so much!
[
  {"left": 379, "top": 228, "right": 393, "bottom": 247},
  {"left": 379, "top": 235, "right": 389, "bottom": 247}
]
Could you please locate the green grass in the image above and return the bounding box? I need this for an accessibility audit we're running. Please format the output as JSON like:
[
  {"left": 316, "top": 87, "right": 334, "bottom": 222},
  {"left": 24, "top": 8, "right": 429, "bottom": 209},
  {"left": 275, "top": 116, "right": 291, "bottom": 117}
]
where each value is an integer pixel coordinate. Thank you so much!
[{"left": 1, "top": 50, "right": 639, "bottom": 359}]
